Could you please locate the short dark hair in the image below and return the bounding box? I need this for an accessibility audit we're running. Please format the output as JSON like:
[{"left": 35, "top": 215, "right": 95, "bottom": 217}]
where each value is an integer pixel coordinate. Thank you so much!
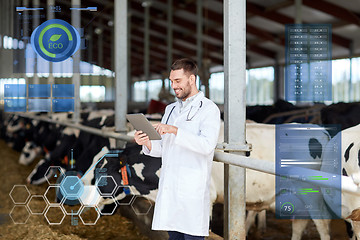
[{"left": 170, "top": 58, "right": 198, "bottom": 77}]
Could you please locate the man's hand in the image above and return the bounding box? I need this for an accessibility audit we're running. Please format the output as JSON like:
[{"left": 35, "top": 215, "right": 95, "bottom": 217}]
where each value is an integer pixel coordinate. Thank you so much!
[
  {"left": 154, "top": 123, "right": 178, "bottom": 135},
  {"left": 134, "top": 131, "right": 151, "bottom": 151}
]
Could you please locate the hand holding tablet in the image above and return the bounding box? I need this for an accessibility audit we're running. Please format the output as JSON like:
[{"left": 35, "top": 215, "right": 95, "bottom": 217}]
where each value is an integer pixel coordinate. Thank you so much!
[{"left": 126, "top": 114, "right": 162, "bottom": 140}]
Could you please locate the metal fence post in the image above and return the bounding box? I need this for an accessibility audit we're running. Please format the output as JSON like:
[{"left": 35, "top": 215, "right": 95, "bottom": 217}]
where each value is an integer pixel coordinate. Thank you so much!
[
  {"left": 72, "top": 0, "right": 81, "bottom": 123},
  {"left": 223, "top": 0, "right": 247, "bottom": 239},
  {"left": 114, "top": 0, "right": 128, "bottom": 148}
]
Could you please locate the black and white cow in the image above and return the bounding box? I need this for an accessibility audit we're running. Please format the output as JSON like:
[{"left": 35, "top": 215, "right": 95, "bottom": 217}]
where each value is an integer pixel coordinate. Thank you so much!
[
  {"left": 26, "top": 112, "right": 116, "bottom": 185},
  {"left": 321, "top": 102, "right": 360, "bottom": 137},
  {"left": 19, "top": 113, "right": 76, "bottom": 165},
  {"left": 212, "top": 123, "right": 333, "bottom": 240},
  {"left": 79, "top": 122, "right": 333, "bottom": 239},
  {"left": 320, "top": 123, "right": 360, "bottom": 240}
]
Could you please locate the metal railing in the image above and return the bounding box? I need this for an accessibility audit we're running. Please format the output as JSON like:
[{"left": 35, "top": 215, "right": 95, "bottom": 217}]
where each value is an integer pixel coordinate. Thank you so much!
[
  {"left": 15, "top": 113, "right": 134, "bottom": 142},
  {"left": 14, "top": 112, "right": 360, "bottom": 197},
  {"left": 213, "top": 150, "right": 360, "bottom": 197}
]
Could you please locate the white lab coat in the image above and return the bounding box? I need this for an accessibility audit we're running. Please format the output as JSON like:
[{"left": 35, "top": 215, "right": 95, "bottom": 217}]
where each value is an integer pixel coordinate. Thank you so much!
[{"left": 142, "top": 91, "right": 220, "bottom": 236}]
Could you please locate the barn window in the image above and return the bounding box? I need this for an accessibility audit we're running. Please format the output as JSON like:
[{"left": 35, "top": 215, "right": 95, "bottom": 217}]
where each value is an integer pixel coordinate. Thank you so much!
[
  {"left": 247, "top": 67, "right": 274, "bottom": 106},
  {"left": 208, "top": 72, "right": 223, "bottom": 104},
  {"left": 80, "top": 85, "right": 105, "bottom": 102},
  {"left": 332, "top": 58, "right": 350, "bottom": 103},
  {"left": 133, "top": 79, "right": 163, "bottom": 102},
  {"left": 350, "top": 57, "right": 360, "bottom": 102}
]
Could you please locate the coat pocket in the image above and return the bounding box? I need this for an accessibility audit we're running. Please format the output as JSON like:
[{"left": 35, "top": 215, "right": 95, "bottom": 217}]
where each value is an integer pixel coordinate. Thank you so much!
[
  {"left": 180, "top": 120, "right": 200, "bottom": 135},
  {"left": 177, "top": 166, "right": 206, "bottom": 199}
]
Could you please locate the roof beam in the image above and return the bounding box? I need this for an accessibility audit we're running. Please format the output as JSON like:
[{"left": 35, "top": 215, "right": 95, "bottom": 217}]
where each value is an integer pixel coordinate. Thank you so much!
[
  {"left": 155, "top": 0, "right": 223, "bottom": 25},
  {"left": 131, "top": 15, "right": 223, "bottom": 63},
  {"left": 264, "top": 0, "right": 294, "bottom": 12},
  {"left": 247, "top": 45, "right": 277, "bottom": 59},
  {"left": 247, "top": 24, "right": 285, "bottom": 45},
  {"left": 302, "top": 0, "right": 360, "bottom": 27},
  {"left": 246, "top": 1, "right": 351, "bottom": 48}
]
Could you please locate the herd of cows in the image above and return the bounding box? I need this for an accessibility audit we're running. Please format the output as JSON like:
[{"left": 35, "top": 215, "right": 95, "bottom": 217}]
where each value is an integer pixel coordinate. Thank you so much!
[{"left": 1, "top": 100, "right": 360, "bottom": 239}]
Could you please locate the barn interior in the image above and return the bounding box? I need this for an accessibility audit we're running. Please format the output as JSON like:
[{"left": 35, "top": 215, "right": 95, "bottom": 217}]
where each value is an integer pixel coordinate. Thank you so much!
[{"left": 1, "top": 0, "right": 360, "bottom": 239}]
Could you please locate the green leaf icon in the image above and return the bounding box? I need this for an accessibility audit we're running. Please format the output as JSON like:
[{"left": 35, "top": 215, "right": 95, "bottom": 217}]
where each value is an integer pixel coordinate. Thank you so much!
[{"left": 49, "top": 34, "right": 62, "bottom": 42}]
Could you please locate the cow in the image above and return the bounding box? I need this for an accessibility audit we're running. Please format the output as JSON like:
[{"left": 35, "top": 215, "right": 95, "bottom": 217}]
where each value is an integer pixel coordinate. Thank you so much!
[
  {"left": 18, "top": 113, "right": 335, "bottom": 239},
  {"left": 19, "top": 112, "right": 81, "bottom": 165},
  {"left": 321, "top": 102, "right": 360, "bottom": 137},
  {"left": 320, "top": 123, "right": 360, "bottom": 240},
  {"left": 246, "top": 99, "right": 317, "bottom": 124},
  {"left": 211, "top": 123, "right": 333, "bottom": 239},
  {"left": 26, "top": 112, "right": 120, "bottom": 185},
  {"left": 78, "top": 122, "right": 332, "bottom": 239}
]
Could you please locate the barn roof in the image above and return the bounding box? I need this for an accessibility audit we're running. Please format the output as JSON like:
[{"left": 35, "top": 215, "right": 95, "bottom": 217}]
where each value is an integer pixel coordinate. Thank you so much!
[{"left": 32, "top": 0, "right": 360, "bottom": 77}]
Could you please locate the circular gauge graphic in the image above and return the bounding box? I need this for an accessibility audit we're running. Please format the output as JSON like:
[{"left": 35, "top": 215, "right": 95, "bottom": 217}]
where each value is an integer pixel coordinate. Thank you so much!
[
  {"left": 31, "top": 19, "right": 81, "bottom": 62},
  {"left": 281, "top": 202, "right": 295, "bottom": 215}
]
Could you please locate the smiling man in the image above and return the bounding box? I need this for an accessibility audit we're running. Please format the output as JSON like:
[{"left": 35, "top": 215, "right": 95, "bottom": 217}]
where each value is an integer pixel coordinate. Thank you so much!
[{"left": 134, "top": 58, "right": 221, "bottom": 240}]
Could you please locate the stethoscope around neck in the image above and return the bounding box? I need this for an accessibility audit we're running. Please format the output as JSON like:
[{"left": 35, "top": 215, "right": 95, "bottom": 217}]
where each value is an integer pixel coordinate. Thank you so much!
[{"left": 165, "top": 101, "right": 203, "bottom": 124}]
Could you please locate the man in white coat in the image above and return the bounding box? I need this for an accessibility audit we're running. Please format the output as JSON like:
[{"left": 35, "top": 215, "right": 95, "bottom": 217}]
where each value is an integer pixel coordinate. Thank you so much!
[{"left": 134, "top": 58, "right": 221, "bottom": 240}]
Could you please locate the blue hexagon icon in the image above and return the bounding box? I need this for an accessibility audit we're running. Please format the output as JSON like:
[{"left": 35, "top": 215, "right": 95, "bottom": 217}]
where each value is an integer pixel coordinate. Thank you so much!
[{"left": 60, "top": 175, "right": 84, "bottom": 203}]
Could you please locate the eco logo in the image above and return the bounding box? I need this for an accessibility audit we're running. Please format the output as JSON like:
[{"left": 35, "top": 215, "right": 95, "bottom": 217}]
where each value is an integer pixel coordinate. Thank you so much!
[{"left": 31, "top": 19, "right": 81, "bottom": 62}]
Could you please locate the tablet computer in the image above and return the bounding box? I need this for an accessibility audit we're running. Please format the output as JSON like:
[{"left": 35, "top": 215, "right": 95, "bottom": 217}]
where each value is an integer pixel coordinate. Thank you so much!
[{"left": 126, "top": 113, "right": 162, "bottom": 140}]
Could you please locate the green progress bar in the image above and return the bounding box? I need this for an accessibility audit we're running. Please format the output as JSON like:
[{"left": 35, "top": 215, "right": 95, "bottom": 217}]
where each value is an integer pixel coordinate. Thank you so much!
[
  {"left": 308, "top": 176, "right": 329, "bottom": 180},
  {"left": 298, "top": 188, "right": 320, "bottom": 194}
]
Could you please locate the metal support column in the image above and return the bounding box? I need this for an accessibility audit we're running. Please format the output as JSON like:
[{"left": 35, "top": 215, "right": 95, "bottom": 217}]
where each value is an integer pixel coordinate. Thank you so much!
[
  {"left": 196, "top": 0, "right": 203, "bottom": 68},
  {"left": 114, "top": 0, "right": 128, "bottom": 148},
  {"left": 166, "top": 0, "right": 173, "bottom": 73},
  {"left": 223, "top": 0, "right": 247, "bottom": 239},
  {"left": 9, "top": 0, "right": 14, "bottom": 78},
  {"left": 47, "top": 0, "right": 55, "bottom": 115},
  {"left": 22, "top": 0, "right": 29, "bottom": 109},
  {"left": 72, "top": 0, "right": 81, "bottom": 123},
  {"left": 274, "top": 55, "right": 281, "bottom": 102},
  {"left": 144, "top": 2, "right": 150, "bottom": 102},
  {"left": 295, "top": 0, "right": 302, "bottom": 24},
  {"left": 349, "top": 42, "right": 354, "bottom": 102},
  {"left": 33, "top": 0, "right": 40, "bottom": 84},
  {"left": 110, "top": 20, "right": 115, "bottom": 101},
  {"left": 196, "top": 0, "right": 204, "bottom": 91},
  {"left": 127, "top": 5, "right": 132, "bottom": 102},
  {"left": 97, "top": 24, "right": 105, "bottom": 99}
]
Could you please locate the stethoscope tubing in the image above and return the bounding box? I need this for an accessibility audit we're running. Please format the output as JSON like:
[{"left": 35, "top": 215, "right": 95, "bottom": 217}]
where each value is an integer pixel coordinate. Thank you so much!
[{"left": 165, "top": 100, "right": 203, "bottom": 124}]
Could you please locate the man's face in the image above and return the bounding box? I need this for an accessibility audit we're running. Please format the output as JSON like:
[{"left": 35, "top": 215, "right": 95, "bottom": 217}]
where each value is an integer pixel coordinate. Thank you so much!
[{"left": 169, "top": 69, "right": 194, "bottom": 101}]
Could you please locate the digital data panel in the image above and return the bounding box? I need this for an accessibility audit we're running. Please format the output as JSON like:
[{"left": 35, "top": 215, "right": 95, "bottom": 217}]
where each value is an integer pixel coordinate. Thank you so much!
[
  {"left": 28, "top": 84, "right": 51, "bottom": 98},
  {"left": 285, "top": 24, "right": 332, "bottom": 102},
  {"left": 4, "top": 99, "right": 27, "bottom": 112},
  {"left": 4, "top": 84, "right": 26, "bottom": 98},
  {"left": 276, "top": 124, "right": 341, "bottom": 219},
  {"left": 52, "top": 84, "right": 74, "bottom": 98},
  {"left": 52, "top": 99, "right": 74, "bottom": 112},
  {"left": 28, "top": 98, "right": 51, "bottom": 112},
  {"left": 4, "top": 84, "right": 74, "bottom": 112}
]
